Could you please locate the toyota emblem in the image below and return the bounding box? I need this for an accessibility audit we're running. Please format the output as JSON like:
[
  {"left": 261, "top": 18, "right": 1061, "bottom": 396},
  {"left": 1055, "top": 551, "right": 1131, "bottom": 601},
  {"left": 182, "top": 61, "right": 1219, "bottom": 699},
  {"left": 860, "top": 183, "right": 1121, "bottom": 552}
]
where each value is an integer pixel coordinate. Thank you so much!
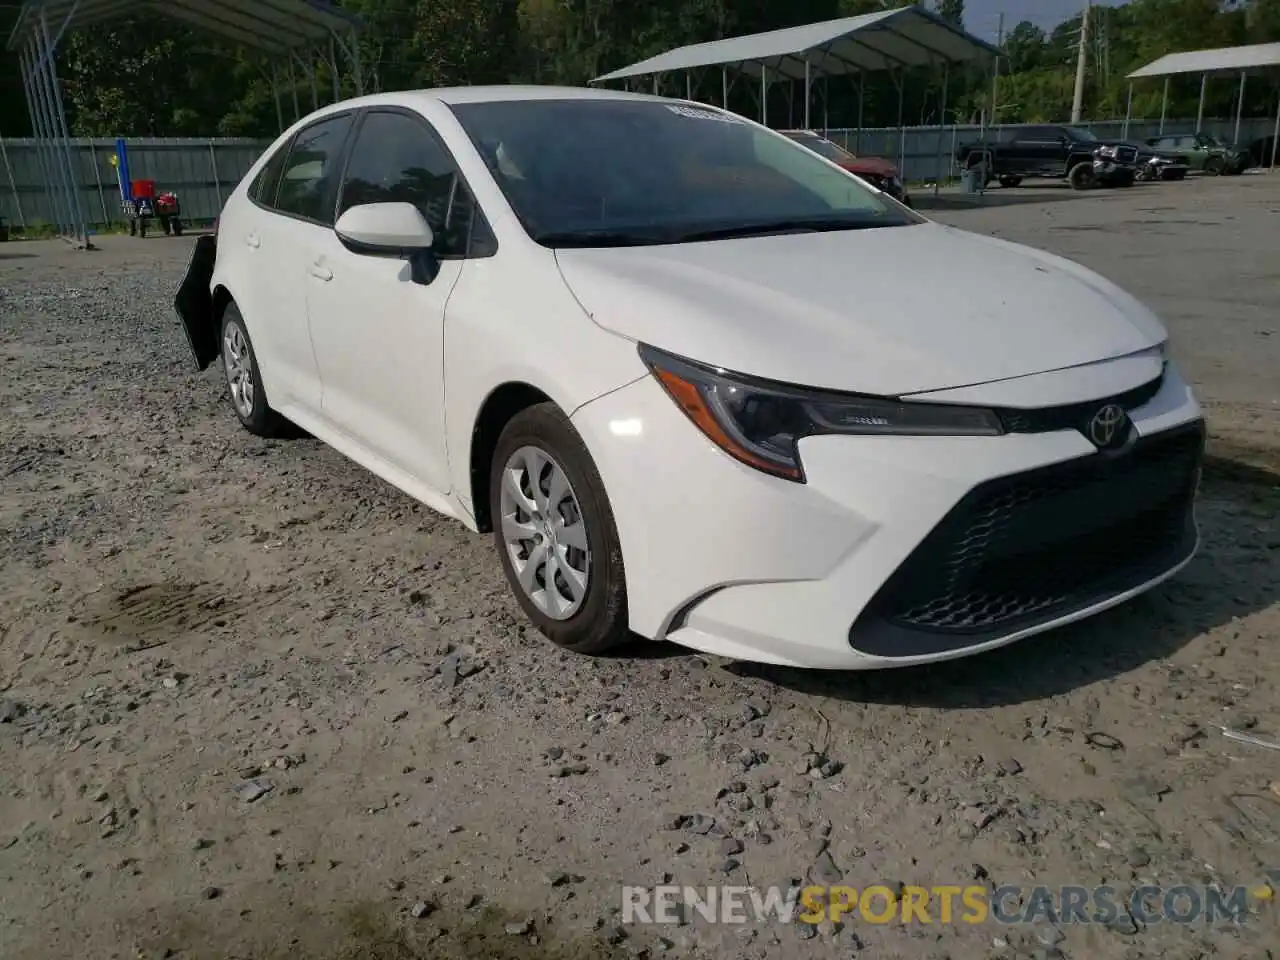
[{"left": 1088, "top": 404, "right": 1128, "bottom": 448}]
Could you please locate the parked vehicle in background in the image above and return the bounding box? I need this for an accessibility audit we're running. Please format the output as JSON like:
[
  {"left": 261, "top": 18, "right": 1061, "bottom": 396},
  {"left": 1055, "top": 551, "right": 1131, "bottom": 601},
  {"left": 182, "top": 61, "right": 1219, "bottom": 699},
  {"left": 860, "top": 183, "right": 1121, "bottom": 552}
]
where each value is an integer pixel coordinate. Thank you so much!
[
  {"left": 780, "top": 129, "right": 912, "bottom": 206},
  {"left": 174, "top": 86, "right": 1204, "bottom": 671},
  {"left": 1145, "top": 133, "right": 1249, "bottom": 175},
  {"left": 955, "top": 124, "right": 1139, "bottom": 189},
  {"left": 1136, "top": 144, "right": 1190, "bottom": 182}
]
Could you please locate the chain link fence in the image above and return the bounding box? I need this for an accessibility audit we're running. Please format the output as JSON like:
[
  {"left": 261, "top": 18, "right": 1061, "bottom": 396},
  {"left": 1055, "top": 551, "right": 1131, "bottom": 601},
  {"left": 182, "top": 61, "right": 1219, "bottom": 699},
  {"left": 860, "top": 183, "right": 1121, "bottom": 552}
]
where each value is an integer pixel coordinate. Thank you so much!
[{"left": 2, "top": 116, "right": 1276, "bottom": 233}]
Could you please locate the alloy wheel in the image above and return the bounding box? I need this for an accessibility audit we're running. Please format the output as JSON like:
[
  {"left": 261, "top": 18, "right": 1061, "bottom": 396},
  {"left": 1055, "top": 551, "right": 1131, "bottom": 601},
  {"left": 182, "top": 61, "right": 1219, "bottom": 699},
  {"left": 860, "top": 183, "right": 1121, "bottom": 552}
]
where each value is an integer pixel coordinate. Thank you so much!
[
  {"left": 223, "top": 322, "right": 255, "bottom": 419},
  {"left": 499, "top": 445, "right": 591, "bottom": 620}
]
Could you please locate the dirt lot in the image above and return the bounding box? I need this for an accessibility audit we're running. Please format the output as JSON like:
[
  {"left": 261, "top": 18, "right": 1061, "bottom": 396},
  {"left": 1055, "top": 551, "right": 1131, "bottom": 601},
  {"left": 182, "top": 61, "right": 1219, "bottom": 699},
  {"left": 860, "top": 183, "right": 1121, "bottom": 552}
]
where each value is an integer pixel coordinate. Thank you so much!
[{"left": 1, "top": 175, "right": 1277, "bottom": 960}]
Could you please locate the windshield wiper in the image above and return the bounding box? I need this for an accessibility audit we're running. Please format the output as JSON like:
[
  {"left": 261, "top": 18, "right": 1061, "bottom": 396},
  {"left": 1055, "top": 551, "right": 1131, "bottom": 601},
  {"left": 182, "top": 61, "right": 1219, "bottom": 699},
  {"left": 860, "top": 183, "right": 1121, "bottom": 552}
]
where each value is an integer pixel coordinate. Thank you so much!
[
  {"left": 531, "top": 230, "right": 668, "bottom": 248},
  {"left": 671, "top": 218, "right": 882, "bottom": 243}
]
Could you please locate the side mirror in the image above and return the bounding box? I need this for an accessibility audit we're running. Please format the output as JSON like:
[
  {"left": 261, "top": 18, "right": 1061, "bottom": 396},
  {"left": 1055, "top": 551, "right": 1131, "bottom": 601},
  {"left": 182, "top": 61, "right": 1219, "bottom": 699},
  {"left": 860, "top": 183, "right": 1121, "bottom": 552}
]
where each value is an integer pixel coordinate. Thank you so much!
[{"left": 334, "top": 202, "right": 434, "bottom": 254}]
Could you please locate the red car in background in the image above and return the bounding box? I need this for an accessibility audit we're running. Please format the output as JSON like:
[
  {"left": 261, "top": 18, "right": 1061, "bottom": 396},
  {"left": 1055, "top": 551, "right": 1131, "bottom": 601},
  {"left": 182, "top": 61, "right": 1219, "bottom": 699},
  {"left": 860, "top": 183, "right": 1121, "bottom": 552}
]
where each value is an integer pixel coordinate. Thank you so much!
[{"left": 780, "top": 129, "right": 911, "bottom": 207}]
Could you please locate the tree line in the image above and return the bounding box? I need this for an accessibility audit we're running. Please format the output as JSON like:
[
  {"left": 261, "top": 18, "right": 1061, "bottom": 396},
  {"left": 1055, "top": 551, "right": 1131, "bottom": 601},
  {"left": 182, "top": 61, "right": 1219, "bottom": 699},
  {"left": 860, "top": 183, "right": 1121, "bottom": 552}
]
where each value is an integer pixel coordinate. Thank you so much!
[{"left": 1, "top": 0, "right": 1278, "bottom": 141}]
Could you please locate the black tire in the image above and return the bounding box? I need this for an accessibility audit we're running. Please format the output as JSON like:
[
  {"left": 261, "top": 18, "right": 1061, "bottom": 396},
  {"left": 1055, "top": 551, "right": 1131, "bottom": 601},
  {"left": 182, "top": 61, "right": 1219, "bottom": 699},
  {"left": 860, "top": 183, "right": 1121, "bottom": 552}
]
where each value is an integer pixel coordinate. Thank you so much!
[
  {"left": 999, "top": 175, "right": 1022, "bottom": 188},
  {"left": 1068, "top": 162, "right": 1096, "bottom": 190},
  {"left": 172, "top": 219, "right": 183, "bottom": 236},
  {"left": 219, "top": 302, "right": 288, "bottom": 438},
  {"left": 1203, "top": 156, "right": 1224, "bottom": 176},
  {"left": 489, "top": 403, "right": 628, "bottom": 654}
]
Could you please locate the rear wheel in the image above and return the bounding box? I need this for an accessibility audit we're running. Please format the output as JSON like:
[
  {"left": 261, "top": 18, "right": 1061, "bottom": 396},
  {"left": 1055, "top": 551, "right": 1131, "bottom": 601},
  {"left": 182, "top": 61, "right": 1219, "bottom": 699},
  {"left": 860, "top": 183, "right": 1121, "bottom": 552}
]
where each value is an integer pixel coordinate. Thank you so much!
[
  {"left": 490, "top": 403, "right": 628, "bottom": 654},
  {"left": 1204, "top": 155, "right": 1224, "bottom": 176},
  {"left": 220, "top": 302, "right": 287, "bottom": 437},
  {"left": 1068, "top": 162, "right": 1096, "bottom": 190}
]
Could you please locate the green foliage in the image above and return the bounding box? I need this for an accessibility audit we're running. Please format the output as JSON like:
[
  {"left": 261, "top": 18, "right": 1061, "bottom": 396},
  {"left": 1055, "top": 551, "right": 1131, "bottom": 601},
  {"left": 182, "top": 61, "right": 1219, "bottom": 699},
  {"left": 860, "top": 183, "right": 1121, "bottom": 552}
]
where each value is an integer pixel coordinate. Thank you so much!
[{"left": 0, "top": 0, "right": 1277, "bottom": 138}]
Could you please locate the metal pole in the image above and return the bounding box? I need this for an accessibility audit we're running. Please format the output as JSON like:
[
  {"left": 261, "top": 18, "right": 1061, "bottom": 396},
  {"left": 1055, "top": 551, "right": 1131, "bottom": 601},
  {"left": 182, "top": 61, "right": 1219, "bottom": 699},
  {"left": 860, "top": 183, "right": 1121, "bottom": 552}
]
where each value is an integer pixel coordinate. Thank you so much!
[
  {"left": 271, "top": 63, "right": 284, "bottom": 132},
  {"left": 685, "top": 70, "right": 691, "bottom": 101},
  {"left": 1234, "top": 71, "right": 1246, "bottom": 146},
  {"left": 721, "top": 68, "right": 728, "bottom": 108},
  {"left": 0, "top": 135, "right": 25, "bottom": 229},
  {"left": 855, "top": 73, "right": 864, "bottom": 154},
  {"left": 1271, "top": 88, "right": 1280, "bottom": 170},
  {"left": 209, "top": 139, "right": 223, "bottom": 212},
  {"left": 329, "top": 35, "right": 341, "bottom": 101},
  {"left": 935, "top": 62, "right": 949, "bottom": 196},
  {"left": 1123, "top": 82, "right": 1133, "bottom": 140},
  {"left": 760, "top": 64, "right": 767, "bottom": 125},
  {"left": 823, "top": 75, "right": 829, "bottom": 133},
  {"left": 804, "top": 59, "right": 811, "bottom": 129},
  {"left": 90, "top": 141, "right": 108, "bottom": 226},
  {"left": 896, "top": 70, "right": 906, "bottom": 175},
  {"left": 287, "top": 56, "right": 300, "bottom": 121},
  {"left": 652, "top": 73, "right": 658, "bottom": 95},
  {"left": 27, "top": 38, "right": 74, "bottom": 238},
  {"left": 991, "top": 12, "right": 1003, "bottom": 125},
  {"left": 1196, "top": 73, "right": 1207, "bottom": 131},
  {"left": 1159, "top": 76, "right": 1169, "bottom": 134},
  {"left": 40, "top": 7, "right": 89, "bottom": 244},
  {"left": 350, "top": 29, "right": 364, "bottom": 95},
  {"left": 21, "top": 46, "right": 64, "bottom": 232},
  {"left": 1071, "top": 0, "right": 1090, "bottom": 124},
  {"left": 308, "top": 53, "right": 319, "bottom": 112}
]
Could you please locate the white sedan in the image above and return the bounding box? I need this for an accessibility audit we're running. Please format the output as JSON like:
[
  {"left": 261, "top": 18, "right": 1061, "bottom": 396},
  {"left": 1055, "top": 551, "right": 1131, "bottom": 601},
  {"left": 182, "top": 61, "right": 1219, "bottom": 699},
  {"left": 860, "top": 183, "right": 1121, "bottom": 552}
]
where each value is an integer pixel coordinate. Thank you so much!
[{"left": 174, "top": 85, "right": 1205, "bottom": 670}]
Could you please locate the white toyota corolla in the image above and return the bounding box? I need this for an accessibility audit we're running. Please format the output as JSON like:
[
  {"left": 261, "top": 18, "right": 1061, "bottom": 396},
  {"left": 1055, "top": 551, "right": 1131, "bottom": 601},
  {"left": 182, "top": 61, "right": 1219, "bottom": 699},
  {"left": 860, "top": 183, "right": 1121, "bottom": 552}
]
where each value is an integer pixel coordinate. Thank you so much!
[{"left": 175, "top": 85, "right": 1205, "bottom": 670}]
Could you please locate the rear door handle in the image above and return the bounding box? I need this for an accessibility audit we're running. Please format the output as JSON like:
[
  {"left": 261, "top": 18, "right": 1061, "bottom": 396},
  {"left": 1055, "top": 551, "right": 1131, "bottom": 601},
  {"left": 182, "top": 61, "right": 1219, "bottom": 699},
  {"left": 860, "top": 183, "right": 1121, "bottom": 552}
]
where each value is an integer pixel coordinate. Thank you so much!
[
  {"left": 309, "top": 263, "right": 333, "bottom": 282},
  {"left": 246, "top": 233, "right": 260, "bottom": 249}
]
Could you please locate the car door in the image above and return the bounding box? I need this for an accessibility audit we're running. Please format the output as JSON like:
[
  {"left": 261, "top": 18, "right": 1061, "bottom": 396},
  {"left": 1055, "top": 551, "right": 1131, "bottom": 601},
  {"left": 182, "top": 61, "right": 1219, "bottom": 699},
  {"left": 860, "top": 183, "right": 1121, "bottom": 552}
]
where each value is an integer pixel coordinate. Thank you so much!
[
  {"left": 303, "top": 107, "right": 488, "bottom": 497},
  {"left": 244, "top": 112, "right": 355, "bottom": 411}
]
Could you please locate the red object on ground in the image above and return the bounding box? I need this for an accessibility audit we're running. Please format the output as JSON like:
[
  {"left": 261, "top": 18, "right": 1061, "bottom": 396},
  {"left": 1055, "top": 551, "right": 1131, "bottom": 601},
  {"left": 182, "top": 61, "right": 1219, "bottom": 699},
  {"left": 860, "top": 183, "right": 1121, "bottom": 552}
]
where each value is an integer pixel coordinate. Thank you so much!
[{"left": 131, "top": 179, "right": 156, "bottom": 200}]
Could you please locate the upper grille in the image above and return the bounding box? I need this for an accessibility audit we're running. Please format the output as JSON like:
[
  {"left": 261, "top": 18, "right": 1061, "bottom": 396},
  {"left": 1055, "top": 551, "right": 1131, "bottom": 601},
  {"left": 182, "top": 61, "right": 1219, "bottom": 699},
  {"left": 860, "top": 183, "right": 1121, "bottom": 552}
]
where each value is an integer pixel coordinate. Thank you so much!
[
  {"left": 851, "top": 422, "right": 1203, "bottom": 647},
  {"left": 996, "top": 372, "right": 1163, "bottom": 435}
]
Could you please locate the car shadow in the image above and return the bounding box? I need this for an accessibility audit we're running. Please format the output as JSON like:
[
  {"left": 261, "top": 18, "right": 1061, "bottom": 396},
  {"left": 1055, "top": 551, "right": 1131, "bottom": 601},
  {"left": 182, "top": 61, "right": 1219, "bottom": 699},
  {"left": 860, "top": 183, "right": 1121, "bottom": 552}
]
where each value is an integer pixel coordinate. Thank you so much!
[
  {"left": 0, "top": 252, "right": 36, "bottom": 260},
  {"left": 713, "top": 465, "right": 1277, "bottom": 708}
]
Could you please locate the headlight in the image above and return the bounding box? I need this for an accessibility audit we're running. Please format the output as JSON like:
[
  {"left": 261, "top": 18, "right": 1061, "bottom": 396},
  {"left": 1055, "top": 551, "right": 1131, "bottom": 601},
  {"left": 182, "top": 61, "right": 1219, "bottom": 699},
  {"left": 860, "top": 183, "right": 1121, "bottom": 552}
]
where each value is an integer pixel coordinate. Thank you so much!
[
  {"left": 1096, "top": 145, "right": 1117, "bottom": 159},
  {"left": 638, "top": 344, "right": 1004, "bottom": 482}
]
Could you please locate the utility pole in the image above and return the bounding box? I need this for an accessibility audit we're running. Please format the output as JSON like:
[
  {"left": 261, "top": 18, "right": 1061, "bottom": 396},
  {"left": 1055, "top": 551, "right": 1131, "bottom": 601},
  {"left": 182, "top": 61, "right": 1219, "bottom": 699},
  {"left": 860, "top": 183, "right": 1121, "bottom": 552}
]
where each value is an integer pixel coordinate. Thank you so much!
[
  {"left": 1071, "top": 0, "right": 1090, "bottom": 123},
  {"left": 990, "top": 12, "right": 1004, "bottom": 126}
]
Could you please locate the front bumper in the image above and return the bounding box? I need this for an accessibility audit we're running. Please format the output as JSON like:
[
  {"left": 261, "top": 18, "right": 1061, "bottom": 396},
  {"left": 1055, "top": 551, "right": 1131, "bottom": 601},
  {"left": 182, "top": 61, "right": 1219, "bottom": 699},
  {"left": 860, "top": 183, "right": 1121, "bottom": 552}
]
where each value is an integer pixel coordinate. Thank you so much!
[
  {"left": 1094, "top": 160, "right": 1136, "bottom": 183},
  {"left": 571, "top": 360, "right": 1203, "bottom": 669}
]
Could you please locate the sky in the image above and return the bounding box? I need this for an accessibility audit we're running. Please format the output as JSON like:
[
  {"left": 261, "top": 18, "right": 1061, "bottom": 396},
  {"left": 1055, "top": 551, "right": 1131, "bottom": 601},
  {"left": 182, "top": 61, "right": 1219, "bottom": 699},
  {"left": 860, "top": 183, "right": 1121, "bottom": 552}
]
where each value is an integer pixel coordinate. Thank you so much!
[{"left": 961, "top": 0, "right": 1130, "bottom": 40}]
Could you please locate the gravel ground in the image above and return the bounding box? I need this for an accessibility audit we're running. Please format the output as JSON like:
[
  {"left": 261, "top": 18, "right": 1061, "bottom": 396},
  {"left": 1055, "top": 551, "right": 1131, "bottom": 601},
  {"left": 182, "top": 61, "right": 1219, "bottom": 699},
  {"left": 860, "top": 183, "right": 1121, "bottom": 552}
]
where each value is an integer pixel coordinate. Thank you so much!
[{"left": 1, "top": 175, "right": 1278, "bottom": 960}]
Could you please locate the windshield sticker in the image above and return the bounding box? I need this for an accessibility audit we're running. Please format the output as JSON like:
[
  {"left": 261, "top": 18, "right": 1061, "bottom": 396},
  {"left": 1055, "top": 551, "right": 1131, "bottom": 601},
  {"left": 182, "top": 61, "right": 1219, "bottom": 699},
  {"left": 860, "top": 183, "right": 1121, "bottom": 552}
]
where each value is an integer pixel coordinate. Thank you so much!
[{"left": 665, "top": 104, "right": 744, "bottom": 124}]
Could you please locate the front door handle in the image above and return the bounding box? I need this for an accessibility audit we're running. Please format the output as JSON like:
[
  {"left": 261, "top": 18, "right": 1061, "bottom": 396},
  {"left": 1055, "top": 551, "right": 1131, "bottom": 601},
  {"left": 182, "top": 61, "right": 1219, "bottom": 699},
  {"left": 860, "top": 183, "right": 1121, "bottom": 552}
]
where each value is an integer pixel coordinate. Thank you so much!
[
  {"left": 246, "top": 233, "right": 261, "bottom": 249},
  {"left": 309, "top": 263, "right": 333, "bottom": 282}
]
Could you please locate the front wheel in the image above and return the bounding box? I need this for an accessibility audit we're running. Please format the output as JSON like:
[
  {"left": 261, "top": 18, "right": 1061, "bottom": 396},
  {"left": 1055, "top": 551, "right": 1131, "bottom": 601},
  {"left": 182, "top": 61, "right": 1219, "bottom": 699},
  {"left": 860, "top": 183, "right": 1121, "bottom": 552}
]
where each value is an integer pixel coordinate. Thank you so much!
[
  {"left": 1203, "top": 156, "right": 1224, "bottom": 176},
  {"left": 1068, "top": 162, "right": 1096, "bottom": 190},
  {"left": 999, "top": 175, "right": 1022, "bottom": 188},
  {"left": 490, "top": 403, "right": 628, "bottom": 654}
]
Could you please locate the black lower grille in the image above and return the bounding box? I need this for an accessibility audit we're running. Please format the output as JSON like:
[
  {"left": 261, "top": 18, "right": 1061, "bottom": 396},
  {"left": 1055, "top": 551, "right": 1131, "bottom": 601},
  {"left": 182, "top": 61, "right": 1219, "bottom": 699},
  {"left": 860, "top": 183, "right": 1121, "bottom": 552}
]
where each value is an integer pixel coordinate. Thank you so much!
[{"left": 849, "top": 421, "right": 1204, "bottom": 656}]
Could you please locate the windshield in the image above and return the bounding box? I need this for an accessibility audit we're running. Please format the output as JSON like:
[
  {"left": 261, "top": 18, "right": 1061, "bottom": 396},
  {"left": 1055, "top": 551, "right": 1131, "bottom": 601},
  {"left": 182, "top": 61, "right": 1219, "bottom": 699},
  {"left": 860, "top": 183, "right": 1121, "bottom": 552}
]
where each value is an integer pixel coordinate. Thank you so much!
[
  {"left": 1062, "top": 127, "right": 1097, "bottom": 142},
  {"left": 449, "top": 99, "right": 920, "bottom": 247}
]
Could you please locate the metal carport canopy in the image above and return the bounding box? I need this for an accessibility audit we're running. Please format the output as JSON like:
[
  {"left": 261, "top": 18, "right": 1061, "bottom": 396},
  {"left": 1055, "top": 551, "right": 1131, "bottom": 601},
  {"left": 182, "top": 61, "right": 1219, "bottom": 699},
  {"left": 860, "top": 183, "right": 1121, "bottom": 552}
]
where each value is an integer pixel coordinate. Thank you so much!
[
  {"left": 5, "top": 0, "right": 361, "bottom": 55},
  {"left": 591, "top": 4, "right": 999, "bottom": 84},
  {"left": 1127, "top": 42, "right": 1280, "bottom": 79},
  {"left": 1123, "top": 41, "right": 1280, "bottom": 171}
]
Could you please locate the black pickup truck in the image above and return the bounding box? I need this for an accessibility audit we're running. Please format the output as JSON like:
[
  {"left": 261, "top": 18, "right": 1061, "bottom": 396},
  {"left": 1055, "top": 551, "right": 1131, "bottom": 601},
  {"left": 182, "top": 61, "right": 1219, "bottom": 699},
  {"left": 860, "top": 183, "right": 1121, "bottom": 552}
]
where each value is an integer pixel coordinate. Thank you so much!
[{"left": 955, "top": 124, "right": 1141, "bottom": 190}]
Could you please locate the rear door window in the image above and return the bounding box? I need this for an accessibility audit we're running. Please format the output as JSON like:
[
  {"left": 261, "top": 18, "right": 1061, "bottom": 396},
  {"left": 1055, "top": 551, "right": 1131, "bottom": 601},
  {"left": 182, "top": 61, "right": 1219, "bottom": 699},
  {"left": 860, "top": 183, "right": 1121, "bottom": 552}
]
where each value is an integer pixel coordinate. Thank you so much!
[
  {"left": 249, "top": 140, "right": 292, "bottom": 207},
  {"left": 274, "top": 113, "right": 355, "bottom": 225}
]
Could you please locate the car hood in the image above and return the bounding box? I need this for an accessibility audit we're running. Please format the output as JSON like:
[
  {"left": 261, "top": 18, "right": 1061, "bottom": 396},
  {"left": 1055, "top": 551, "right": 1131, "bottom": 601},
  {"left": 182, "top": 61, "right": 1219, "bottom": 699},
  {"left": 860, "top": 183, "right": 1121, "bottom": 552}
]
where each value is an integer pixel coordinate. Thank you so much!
[{"left": 554, "top": 222, "right": 1167, "bottom": 396}]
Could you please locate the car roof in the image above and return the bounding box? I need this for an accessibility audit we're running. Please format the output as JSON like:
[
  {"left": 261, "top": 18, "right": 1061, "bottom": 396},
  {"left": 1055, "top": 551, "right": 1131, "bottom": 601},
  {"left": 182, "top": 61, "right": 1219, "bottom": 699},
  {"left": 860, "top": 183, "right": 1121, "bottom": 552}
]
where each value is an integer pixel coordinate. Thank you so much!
[{"left": 323, "top": 85, "right": 674, "bottom": 111}]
